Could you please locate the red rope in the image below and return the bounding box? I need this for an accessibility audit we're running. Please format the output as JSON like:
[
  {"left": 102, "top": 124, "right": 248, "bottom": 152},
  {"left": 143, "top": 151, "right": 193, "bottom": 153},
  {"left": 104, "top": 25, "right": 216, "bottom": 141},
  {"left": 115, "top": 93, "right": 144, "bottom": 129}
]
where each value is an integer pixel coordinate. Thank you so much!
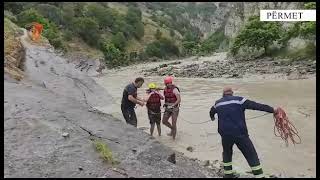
[{"left": 273, "top": 107, "right": 301, "bottom": 146}]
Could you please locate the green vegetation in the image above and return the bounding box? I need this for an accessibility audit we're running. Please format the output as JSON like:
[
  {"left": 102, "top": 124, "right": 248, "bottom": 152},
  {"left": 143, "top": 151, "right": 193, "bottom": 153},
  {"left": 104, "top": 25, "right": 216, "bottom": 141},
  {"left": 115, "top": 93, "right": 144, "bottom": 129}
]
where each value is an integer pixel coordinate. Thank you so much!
[
  {"left": 145, "top": 37, "right": 180, "bottom": 59},
  {"left": 199, "top": 30, "right": 227, "bottom": 54},
  {"left": 100, "top": 42, "right": 126, "bottom": 68},
  {"left": 181, "top": 28, "right": 228, "bottom": 56},
  {"left": 279, "top": 2, "right": 316, "bottom": 48},
  {"left": 230, "top": 2, "right": 316, "bottom": 60},
  {"left": 298, "top": 2, "right": 316, "bottom": 39},
  {"left": 4, "top": 2, "right": 315, "bottom": 68},
  {"left": 111, "top": 32, "right": 127, "bottom": 50},
  {"left": 271, "top": 41, "right": 316, "bottom": 61},
  {"left": 73, "top": 17, "right": 100, "bottom": 47},
  {"left": 230, "top": 16, "right": 283, "bottom": 56},
  {"left": 93, "top": 139, "right": 120, "bottom": 165},
  {"left": 16, "top": 8, "right": 67, "bottom": 51}
]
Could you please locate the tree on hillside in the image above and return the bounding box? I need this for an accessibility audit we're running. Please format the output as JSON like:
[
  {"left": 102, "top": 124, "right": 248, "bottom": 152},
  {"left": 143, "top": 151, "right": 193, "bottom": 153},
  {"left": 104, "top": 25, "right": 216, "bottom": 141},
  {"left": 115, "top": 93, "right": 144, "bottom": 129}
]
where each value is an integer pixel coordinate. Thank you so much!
[
  {"left": 85, "top": 4, "right": 115, "bottom": 29},
  {"left": 155, "top": 29, "right": 162, "bottom": 40},
  {"left": 279, "top": 2, "right": 316, "bottom": 47},
  {"left": 73, "top": 17, "right": 100, "bottom": 47},
  {"left": 16, "top": 8, "right": 50, "bottom": 29},
  {"left": 132, "top": 21, "right": 144, "bottom": 40},
  {"left": 199, "top": 30, "right": 226, "bottom": 54},
  {"left": 126, "top": 6, "right": 142, "bottom": 24},
  {"left": 230, "top": 15, "right": 283, "bottom": 55},
  {"left": 101, "top": 42, "right": 124, "bottom": 68},
  {"left": 299, "top": 2, "right": 316, "bottom": 39},
  {"left": 182, "top": 41, "right": 198, "bottom": 56},
  {"left": 35, "top": 4, "right": 64, "bottom": 25},
  {"left": 111, "top": 32, "right": 127, "bottom": 50},
  {"left": 145, "top": 41, "right": 162, "bottom": 58},
  {"left": 183, "top": 30, "right": 199, "bottom": 42},
  {"left": 124, "top": 6, "right": 144, "bottom": 40},
  {"left": 73, "top": 3, "right": 85, "bottom": 17},
  {"left": 61, "top": 4, "right": 75, "bottom": 28},
  {"left": 4, "top": 2, "right": 27, "bottom": 15},
  {"left": 145, "top": 37, "right": 179, "bottom": 58},
  {"left": 113, "top": 16, "right": 134, "bottom": 39}
]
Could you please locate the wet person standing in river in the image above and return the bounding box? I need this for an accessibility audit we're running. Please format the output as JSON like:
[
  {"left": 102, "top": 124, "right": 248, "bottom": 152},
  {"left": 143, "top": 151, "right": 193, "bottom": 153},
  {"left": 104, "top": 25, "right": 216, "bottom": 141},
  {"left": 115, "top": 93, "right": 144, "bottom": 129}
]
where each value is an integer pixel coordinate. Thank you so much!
[
  {"left": 162, "top": 76, "right": 181, "bottom": 140},
  {"left": 144, "top": 83, "right": 164, "bottom": 136},
  {"left": 121, "top": 77, "right": 145, "bottom": 127}
]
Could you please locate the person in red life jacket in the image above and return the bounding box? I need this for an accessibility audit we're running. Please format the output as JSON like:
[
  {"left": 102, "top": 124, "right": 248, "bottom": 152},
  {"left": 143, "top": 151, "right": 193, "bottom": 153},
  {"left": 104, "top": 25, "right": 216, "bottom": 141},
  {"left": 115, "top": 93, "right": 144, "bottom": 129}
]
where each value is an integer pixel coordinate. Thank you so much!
[
  {"left": 162, "top": 76, "right": 181, "bottom": 140},
  {"left": 144, "top": 83, "right": 164, "bottom": 136}
]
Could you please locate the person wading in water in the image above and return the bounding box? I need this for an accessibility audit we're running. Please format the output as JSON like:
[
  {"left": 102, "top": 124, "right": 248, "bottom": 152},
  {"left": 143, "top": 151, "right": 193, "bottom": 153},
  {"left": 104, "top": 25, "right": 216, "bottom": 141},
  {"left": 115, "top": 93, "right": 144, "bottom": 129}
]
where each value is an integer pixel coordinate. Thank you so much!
[
  {"left": 162, "top": 76, "right": 181, "bottom": 140},
  {"left": 144, "top": 82, "right": 164, "bottom": 136}
]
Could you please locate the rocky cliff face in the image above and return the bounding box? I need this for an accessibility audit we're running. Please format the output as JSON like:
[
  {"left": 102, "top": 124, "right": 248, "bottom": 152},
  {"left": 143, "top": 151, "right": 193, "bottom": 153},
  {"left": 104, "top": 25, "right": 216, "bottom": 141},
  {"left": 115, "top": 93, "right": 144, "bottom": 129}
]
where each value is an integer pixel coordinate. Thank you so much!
[
  {"left": 185, "top": 2, "right": 304, "bottom": 38},
  {"left": 4, "top": 18, "right": 26, "bottom": 81}
]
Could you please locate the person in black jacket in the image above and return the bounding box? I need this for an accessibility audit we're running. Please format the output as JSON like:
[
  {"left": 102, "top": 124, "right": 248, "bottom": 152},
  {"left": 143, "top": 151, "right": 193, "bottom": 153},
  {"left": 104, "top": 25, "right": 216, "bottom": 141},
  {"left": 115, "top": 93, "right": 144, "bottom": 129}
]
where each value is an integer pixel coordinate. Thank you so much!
[
  {"left": 121, "top": 77, "right": 145, "bottom": 127},
  {"left": 210, "top": 87, "right": 276, "bottom": 178}
]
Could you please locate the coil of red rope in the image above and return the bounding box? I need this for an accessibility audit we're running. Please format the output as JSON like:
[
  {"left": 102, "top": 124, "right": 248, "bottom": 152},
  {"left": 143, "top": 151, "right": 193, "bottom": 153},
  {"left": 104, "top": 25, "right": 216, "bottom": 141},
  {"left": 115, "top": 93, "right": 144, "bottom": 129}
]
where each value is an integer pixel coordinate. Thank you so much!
[{"left": 273, "top": 107, "right": 301, "bottom": 146}]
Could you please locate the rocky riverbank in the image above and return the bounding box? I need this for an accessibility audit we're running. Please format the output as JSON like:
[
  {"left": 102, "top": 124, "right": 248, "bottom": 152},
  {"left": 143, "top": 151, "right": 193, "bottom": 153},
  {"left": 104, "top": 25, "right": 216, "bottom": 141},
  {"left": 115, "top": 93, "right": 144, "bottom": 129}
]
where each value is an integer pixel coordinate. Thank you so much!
[
  {"left": 142, "top": 55, "right": 316, "bottom": 80},
  {"left": 4, "top": 29, "right": 230, "bottom": 178}
]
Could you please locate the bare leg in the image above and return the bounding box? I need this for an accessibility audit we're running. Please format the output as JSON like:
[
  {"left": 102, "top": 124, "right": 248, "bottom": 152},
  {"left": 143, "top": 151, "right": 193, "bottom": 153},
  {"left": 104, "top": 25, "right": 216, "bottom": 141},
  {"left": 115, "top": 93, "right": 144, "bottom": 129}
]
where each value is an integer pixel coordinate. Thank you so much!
[
  {"left": 150, "top": 123, "right": 155, "bottom": 136},
  {"left": 171, "top": 109, "right": 179, "bottom": 140},
  {"left": 162, "top": 112, "right": 173, "bottom": 135},
  {"left": 156, "top": 123, "right": 161, "bottom": 136}
]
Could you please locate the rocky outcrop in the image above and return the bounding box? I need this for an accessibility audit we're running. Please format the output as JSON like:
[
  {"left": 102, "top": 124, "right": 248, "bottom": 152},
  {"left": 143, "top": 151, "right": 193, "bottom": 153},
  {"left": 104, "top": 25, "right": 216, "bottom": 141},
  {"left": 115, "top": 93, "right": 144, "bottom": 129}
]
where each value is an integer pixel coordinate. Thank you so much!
[
  {"left": 142, "top": 56, "right": 316, "bottom": 79},
  {"left": 4, "top": 18, "right": 26, "bottom": 81},
  {"left": 4, "top": 39, "right": 25, "bottom": 81},
  {"left": 186, "top": 2, "right": 304, "bottom": 38}
]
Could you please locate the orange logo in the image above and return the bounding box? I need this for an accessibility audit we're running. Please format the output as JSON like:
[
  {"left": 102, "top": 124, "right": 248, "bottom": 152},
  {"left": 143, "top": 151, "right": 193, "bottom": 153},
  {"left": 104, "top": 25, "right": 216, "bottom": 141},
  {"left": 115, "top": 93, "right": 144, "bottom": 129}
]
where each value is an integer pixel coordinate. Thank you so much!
[{"left": 31, "top": 22, "right": 43, "bottom": 42}]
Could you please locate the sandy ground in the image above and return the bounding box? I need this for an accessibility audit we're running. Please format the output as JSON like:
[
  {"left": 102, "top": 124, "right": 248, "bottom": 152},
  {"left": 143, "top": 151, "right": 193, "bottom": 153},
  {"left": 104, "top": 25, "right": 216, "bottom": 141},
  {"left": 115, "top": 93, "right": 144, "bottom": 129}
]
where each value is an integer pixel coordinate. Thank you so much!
[{"left": 94, "top": 55, "right": 316, "bottom": 178}]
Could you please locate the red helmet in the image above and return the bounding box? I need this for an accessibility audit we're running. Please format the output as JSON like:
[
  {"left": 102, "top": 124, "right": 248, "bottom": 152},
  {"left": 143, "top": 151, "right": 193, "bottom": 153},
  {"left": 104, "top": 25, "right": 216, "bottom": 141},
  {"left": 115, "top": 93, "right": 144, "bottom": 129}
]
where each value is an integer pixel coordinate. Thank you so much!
[{"left": 164, "top": 76, "right": 173, "bottom": 84}]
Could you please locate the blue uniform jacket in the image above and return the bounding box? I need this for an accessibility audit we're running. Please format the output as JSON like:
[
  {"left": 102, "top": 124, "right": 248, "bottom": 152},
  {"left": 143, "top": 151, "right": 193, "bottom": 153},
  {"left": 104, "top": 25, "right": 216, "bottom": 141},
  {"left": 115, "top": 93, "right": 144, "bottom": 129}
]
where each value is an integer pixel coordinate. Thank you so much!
[{"left": 210, "top": 95, "right": 274, "bottom": 137}]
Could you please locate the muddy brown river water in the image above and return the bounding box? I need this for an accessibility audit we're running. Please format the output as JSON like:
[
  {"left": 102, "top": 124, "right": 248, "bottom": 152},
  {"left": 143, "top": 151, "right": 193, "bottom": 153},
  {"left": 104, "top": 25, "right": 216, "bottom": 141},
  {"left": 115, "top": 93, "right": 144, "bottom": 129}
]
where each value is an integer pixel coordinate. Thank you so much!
[{"left": 94, "top": 57, "right": 316, "bottom": 177}]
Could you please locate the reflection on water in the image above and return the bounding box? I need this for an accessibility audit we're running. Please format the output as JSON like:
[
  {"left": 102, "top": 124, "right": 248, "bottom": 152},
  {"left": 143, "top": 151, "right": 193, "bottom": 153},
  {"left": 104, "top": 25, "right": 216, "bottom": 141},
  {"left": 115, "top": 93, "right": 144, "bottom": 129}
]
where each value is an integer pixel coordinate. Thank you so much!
[{"left": 94, "top": 64, "right": 316, "bottom": 177}]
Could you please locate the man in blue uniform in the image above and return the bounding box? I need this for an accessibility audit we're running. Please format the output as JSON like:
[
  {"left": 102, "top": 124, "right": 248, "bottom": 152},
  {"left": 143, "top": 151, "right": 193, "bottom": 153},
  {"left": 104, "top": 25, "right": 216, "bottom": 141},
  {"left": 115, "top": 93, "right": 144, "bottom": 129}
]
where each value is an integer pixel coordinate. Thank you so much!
[{"left": 210, "top": 87, "right": 276, "bottom": 178}]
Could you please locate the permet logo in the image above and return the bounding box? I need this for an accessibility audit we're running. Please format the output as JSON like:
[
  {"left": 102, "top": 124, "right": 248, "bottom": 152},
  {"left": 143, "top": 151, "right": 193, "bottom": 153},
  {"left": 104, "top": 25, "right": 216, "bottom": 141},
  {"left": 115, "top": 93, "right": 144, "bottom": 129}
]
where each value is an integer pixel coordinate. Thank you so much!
[{"left": 260, "top": 10, "right": 316, "bottom": 21}]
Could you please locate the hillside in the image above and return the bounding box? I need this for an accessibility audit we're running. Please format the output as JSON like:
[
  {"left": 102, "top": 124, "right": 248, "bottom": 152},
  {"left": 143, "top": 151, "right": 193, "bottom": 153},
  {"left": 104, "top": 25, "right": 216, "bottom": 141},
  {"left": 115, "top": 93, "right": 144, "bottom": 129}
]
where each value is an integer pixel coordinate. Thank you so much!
[{"left": 4, "top": 2, "right": 316, "bottom": 68}]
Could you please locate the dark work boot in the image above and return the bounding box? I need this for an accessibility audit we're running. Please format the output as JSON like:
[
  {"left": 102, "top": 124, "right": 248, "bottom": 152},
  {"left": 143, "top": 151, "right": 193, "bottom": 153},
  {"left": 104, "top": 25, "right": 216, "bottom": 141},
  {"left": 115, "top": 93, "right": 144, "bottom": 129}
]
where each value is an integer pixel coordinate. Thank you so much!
[{"left": 223, "top": 173, "right": 240, "bottom": 178}]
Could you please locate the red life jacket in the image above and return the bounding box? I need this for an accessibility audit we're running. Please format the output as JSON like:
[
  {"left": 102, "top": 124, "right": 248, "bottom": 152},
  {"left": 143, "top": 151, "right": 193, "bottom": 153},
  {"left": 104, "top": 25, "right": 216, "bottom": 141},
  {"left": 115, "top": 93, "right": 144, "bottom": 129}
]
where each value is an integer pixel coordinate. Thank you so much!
[
  {"left": 164, "top": 85, "right": 179, "bottom": 104},
  {"left": 146, "top": 93, "right": 161, "bottom": 111}
]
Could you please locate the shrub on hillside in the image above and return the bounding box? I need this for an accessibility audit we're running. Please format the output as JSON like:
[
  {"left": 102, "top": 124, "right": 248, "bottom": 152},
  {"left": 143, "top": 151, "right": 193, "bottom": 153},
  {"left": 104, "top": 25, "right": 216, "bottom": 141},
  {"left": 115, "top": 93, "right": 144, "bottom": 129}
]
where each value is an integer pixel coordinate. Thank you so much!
[
  {"left": 199, "top": 30, "right": 226, "bottom": 54},
  {"left": 101, "top": 42, "right": 127, "bottom": 68},
  {"left": 17, "top": 8, "right": 65, "bottom": 51},
  {"left": 111, "top": 32, "right": 127, "bottom": 50},
  {"left": 73, "top": 17, "right": 100, "bottom": 47},
  {"left": 85, "top": 4, "right": 115, "bottom": 29},
  {"left": 35, "top": 4, "right": 63, "bottom": 25},
  {"left": 145, "top": 37, "right": 179, "bottom": 59}
]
